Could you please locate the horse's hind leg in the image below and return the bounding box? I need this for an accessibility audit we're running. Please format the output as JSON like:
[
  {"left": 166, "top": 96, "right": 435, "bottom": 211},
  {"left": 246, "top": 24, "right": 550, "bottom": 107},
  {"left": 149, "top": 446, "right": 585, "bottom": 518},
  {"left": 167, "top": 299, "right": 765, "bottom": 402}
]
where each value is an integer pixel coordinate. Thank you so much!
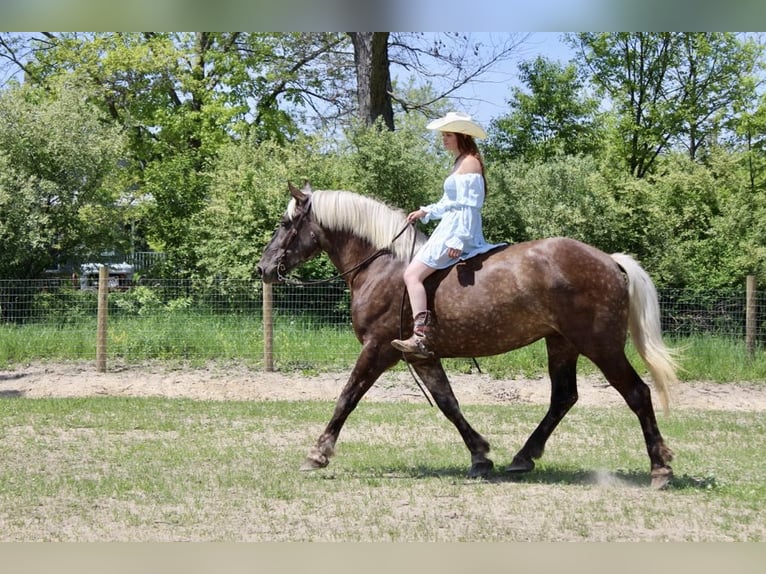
[
  {"left": 594, "top": 353, "right": 674, "bottom": 489},
  {"left": 507, "top": 334, "right": 579, "bottom": 474},
  {"left": 301, "top": 344, "right": 399, "bottom": 471},
  {"left": 413, "top": 360, "right": 493, "bottom": 478}
]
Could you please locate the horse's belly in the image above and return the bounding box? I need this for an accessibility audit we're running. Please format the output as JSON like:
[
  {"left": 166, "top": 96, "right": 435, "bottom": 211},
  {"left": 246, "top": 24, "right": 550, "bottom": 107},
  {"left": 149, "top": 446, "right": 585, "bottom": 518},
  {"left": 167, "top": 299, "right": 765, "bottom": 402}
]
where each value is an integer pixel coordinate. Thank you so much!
[{"left": 434, "top": 317, "right": 552, "bottom": 358}]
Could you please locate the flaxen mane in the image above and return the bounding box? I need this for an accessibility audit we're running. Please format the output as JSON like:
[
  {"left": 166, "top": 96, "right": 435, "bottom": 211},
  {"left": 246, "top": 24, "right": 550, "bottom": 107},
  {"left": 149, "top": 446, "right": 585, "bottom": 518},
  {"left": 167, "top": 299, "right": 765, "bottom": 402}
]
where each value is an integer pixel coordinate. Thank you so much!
[{"left": 288, "top": 190, "right": 427, "bottom": 261}]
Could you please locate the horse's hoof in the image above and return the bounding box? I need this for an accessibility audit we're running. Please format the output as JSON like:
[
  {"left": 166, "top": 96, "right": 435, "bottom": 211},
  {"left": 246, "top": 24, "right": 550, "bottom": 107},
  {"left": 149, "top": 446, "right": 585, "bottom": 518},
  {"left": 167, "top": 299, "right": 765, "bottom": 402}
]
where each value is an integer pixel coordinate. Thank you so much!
[
  {"left": 299, "top": 454, "right": 329, "bottom": 471},
  {"left": 506, "top": 455, "right": 535, "bottom": 474},
  {"left": 650, "top": 467, "right": 673, "bottom": 490},
  {"left": 467, "top": 459, "right": 494, "bottom": 479}
]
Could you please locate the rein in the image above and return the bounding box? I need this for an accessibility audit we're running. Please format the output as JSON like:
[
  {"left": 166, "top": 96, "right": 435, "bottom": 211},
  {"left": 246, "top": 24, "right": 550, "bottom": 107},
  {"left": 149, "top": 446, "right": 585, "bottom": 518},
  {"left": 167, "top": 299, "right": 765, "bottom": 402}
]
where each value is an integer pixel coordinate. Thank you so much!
[
  {"left": 277, "top": 247, "right": 392, "bottom": 286},
  {"left": 276, "top": 212, "right": 411, "bottom": 286}
]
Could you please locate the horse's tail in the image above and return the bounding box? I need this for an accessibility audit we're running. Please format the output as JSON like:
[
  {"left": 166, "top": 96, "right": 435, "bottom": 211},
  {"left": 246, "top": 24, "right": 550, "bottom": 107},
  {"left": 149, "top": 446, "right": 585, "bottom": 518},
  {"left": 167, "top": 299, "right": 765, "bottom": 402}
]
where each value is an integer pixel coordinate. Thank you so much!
[{"left": 610, "top": 253, "right": 679, "bottom": 415}]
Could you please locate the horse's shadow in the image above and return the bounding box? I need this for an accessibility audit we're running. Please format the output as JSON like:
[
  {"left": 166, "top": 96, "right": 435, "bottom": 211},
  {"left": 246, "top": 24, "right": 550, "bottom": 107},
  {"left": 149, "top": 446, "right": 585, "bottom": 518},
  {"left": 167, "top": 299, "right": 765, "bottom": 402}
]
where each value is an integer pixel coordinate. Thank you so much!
[
  {"left": 400, "top": 464, "right": 650, "bottom": 487},
  {"left": 328, "top": 464, "right": 715, "bottom": 491},
  {"left": 0, "top": 372, "right": 27, "bottom": 397}
]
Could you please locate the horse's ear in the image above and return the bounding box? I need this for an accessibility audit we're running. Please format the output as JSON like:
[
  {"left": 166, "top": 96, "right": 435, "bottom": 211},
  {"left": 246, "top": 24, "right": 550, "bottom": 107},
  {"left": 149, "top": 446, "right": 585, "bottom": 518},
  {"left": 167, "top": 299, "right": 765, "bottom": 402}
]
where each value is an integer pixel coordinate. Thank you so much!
[
  {"left": 301, "top": 180, "right": 313, "bottom": 194},
  {"left": 287, "top": 181, "right": 308, "bottom": 202}
]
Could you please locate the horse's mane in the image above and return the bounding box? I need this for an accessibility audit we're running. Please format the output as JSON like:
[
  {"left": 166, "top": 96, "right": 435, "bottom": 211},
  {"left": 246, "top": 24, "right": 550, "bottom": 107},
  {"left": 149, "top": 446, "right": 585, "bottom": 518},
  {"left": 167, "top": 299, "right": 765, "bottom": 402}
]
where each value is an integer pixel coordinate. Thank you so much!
[{"left": 289, "top": 190, "right": 427, "bottom": 262}]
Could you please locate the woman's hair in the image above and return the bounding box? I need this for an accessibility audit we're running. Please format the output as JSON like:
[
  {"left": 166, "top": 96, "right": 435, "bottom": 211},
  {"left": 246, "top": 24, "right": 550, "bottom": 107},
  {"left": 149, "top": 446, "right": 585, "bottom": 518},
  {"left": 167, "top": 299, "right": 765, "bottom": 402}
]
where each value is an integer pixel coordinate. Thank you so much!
[{"left": 454, "top": 132, "right": 488, "bottom": 194}]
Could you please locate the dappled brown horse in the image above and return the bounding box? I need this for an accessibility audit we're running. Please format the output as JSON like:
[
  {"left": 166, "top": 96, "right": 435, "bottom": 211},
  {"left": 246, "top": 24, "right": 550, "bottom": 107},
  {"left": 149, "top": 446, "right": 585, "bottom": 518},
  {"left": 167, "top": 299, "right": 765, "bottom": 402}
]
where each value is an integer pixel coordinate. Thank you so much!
[{"left": 257, "top": 182, "right": 679, "bottom": 488}]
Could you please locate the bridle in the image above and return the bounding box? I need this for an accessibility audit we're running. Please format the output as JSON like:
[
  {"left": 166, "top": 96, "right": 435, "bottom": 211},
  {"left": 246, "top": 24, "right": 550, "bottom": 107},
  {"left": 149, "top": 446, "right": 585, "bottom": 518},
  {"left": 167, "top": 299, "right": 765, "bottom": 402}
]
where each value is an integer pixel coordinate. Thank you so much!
[{"left": 274, "top": 196, "right": 315, "bottom": 283}]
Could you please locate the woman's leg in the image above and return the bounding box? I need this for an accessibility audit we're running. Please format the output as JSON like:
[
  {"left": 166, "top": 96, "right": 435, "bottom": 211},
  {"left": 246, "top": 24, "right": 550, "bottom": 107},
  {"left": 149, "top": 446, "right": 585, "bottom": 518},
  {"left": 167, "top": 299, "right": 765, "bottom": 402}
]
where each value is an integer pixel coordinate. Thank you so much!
[
  {"left": 402, "top": 259, "right": 436, "bottom": 316},
  {"left": 392, "top": 260, "right": 438, "bottom": 357}
]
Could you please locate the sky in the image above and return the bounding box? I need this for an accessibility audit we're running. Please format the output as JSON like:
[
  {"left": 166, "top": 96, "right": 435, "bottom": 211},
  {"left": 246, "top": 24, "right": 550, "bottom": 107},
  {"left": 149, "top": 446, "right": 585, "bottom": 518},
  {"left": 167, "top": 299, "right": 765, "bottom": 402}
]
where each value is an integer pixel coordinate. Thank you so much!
[
  {"left": 446, "top": 32, "right": 576, "bottom": 128},
  {"left": 4, "top": 0, "right": 765, "bottom": 129},
  {"left": 1, "top": 31, "right": 574, "bottom": 131}
]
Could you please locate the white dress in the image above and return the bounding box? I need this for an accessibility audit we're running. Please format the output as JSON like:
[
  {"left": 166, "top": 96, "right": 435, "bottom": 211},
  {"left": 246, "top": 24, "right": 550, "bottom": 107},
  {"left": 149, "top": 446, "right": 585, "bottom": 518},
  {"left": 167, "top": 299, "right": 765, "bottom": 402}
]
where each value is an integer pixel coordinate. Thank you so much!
[{"left": 415, "top": 172, "right": 503, "bottom": 269}]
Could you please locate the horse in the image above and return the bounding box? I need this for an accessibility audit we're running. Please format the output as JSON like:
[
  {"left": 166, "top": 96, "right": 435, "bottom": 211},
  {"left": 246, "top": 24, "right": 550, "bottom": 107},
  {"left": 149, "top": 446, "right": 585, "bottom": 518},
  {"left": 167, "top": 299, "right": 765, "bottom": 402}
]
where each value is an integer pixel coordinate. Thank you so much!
[{"left": 257, "top": 182, "right": 680, "bottom": 489}]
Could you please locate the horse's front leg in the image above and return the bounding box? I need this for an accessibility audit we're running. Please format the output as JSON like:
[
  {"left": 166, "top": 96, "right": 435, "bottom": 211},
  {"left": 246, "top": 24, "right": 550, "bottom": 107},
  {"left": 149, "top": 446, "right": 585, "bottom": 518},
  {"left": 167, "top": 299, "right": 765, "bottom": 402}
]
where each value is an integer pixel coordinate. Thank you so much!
[
  {"left": 413, "top": 360, "right": 493, "bottom": 478},
  {"left": 301, "top": 343, "right": 400, "bottom": 471}
]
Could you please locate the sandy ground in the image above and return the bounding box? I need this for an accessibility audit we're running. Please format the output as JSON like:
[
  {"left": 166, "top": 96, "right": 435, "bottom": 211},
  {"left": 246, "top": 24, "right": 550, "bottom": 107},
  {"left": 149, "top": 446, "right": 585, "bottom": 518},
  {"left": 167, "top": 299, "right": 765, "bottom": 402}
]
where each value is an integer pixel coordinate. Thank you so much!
[{"left": 1, "top": 360, "right": 765, "bottom": 411}]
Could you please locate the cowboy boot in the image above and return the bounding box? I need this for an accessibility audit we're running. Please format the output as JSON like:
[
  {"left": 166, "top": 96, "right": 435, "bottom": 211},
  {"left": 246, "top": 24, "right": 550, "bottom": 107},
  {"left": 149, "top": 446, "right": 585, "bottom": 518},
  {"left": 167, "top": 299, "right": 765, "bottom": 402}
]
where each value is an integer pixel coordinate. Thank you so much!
[{"left": 391, "top": 311, "right": 434, "bottom": 358}]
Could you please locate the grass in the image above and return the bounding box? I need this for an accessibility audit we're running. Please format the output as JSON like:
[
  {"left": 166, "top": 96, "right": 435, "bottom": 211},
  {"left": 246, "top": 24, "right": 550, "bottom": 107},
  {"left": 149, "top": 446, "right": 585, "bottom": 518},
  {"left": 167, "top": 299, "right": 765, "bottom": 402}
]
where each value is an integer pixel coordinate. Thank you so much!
[
  {"left": 0, "top": 396, "right": 764, "bottom": 541},
  {"left": 2, "top": 312, "right": 765, "bottom": 381}
]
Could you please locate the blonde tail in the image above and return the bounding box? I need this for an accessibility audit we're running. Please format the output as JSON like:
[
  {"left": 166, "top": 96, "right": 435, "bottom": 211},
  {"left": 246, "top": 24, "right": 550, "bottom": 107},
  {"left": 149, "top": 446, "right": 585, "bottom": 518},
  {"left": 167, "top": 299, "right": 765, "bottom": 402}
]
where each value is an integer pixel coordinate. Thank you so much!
[{"left": 611, "top": 253, "right": 680, "bottom": 415}]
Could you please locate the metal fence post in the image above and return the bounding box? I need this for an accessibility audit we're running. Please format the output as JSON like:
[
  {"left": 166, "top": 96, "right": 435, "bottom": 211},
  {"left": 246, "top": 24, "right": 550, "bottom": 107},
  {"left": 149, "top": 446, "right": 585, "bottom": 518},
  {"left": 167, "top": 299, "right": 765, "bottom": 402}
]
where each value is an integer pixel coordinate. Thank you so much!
[
  {"left": 96, "top": 266, "right": 108, "bottom": 372},
  {"left": 746, "top": 275, "right": 756, "bottom": 359}
]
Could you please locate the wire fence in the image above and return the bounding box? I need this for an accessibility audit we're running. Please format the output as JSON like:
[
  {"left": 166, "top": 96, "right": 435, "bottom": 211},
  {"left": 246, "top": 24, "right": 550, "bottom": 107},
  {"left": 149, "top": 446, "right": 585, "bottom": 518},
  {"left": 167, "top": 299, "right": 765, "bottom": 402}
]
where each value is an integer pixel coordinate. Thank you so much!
[{"left": 0, "top": 277, "right": 764, "bottom": 368}]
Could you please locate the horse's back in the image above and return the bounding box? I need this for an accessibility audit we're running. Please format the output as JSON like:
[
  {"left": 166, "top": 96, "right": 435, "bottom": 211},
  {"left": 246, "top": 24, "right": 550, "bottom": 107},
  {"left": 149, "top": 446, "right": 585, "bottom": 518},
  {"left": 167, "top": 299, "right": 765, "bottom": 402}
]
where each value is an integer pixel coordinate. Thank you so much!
[
  {"left": 443, "top": 237, "right": 620, "bottom": 294},
  {"left": 430, "top": 237, "right": 629, "bottom": 356}
]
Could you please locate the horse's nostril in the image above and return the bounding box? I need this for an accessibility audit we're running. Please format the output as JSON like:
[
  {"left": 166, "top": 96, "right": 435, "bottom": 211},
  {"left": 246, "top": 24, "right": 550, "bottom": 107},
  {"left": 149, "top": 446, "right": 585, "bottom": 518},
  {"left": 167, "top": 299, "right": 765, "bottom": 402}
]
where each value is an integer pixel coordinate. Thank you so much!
[{"left": 255, "top": 265, "right": 264, "bottom": 277}]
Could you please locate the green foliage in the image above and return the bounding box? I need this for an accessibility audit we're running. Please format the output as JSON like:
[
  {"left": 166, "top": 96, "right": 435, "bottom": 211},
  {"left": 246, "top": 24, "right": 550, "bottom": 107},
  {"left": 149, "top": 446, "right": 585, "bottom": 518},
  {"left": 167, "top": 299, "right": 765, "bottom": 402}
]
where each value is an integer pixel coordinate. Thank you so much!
[
  {"left": 347, "top": 117, "right": 444, "bottom": 211},
  {"left": 0, "top": 82, "right": 128, "bottom": 278},
  {"left": 485, "top": 155, "right": 624, "bottom": 251},
  {"left": 645, "top": 152, "right": 766, "bottom": 288},
  {"left": 193, "top": 134, "right": 352, "bottom": 281},
  {"left": 484, "top": 150, "right": 766, "bottom": 289},
  {"left": 110, "top": 286, "right": 191, "bottom": 316},
  {"left": 28, "top": 287, "right": 98, "bottom": 326},
  {"left": 569, "top": 32, "right": 762, "bottom": 177},
  {"left": 6, "top": 32, "right": 356, "bottom": 277},
  {"left": 194, "top": 120, "right": 446, "bottom": 282},
  {"left": 2, "top": 32, "right": 765, "bottom": 294},
  {"left": 484, "top": 56, "right": 604, "bottom": 164},
  {"left": 0, "top": 153, "right": 51, "bottom": 277}
]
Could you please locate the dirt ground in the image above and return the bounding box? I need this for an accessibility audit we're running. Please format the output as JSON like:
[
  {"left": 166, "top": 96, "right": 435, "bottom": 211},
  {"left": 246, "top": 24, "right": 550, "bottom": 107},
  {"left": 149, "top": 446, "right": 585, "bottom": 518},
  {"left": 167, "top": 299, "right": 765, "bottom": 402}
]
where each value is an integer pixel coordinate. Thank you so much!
[{"left": 1, "top": 360, "right": 765, "bottom": 411}]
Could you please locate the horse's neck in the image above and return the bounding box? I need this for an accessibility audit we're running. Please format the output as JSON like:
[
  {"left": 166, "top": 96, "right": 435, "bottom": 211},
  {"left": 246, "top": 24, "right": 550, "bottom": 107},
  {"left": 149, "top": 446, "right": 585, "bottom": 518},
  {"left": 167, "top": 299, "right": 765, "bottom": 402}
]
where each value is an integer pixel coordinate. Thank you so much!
[{"left": 324, "top": 230, "right": 390, "bottom": 278}]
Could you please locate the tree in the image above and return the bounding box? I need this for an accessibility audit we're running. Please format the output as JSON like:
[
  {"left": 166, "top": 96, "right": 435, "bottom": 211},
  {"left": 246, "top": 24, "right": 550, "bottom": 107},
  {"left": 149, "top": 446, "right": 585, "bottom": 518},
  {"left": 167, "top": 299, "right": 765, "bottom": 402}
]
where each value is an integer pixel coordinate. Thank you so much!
[
  {"left": 0, "top": 32, "right": 353, "bottom": 272},
  {"left": 484, "top": 55, "right": 603, "bottom": 163},
  {"left": 569, "top": 32, "right": 679, "bottom": 178},
  {"left": 350, "top": 33, "right": 394, "bottom": 130},
  {"left": 0, "top": 32, "right": 530, "bottom": 279},
  {"left": 570, "top": 32, "right": 762, "bottom": 177},
  {"left": 0, "top": 81, "right": 127, "bottom": 278},
  {"left": 670, "top": 33, "right": 762, "bottom": 161},
  {"left": 351, "top": 32, "right": 528, "bottom": 128}
]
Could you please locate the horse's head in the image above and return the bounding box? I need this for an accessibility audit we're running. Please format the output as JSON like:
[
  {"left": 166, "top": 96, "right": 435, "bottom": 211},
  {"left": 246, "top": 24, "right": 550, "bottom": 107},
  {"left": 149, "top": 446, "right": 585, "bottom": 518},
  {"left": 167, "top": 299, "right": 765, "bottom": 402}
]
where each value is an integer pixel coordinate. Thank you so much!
[{"left": 256, "top": 181, "right": 324, "bottom": 283}]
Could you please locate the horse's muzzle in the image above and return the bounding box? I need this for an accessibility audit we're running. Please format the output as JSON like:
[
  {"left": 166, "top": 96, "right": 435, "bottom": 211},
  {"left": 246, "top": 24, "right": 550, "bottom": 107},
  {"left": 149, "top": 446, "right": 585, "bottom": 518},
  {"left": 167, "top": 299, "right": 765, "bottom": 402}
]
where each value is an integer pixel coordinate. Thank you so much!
[{"left": 255, "top": 263, "right": 281, "bottom": 284}]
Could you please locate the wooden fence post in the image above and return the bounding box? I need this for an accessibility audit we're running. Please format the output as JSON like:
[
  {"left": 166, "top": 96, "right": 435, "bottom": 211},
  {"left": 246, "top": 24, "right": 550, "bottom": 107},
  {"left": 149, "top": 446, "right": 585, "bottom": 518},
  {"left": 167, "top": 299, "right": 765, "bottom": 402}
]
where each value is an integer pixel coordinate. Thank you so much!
[
  {"left": 263, "top": 282, "right": 274, "bottom": 371},
  {"left": 96, "top": 265, "right": 108, "bottom": 372},
  {"left": 746, "top": 275, "right": 756, "bottom": 360}
]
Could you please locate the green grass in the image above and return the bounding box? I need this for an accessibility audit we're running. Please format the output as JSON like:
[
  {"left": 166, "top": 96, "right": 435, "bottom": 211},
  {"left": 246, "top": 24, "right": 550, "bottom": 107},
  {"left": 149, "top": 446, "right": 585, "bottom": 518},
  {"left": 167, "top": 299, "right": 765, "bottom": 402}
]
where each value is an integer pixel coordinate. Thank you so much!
[
  {"left": 0, "top": 396, "right": 764, "bottom": 541},
  {"left": 1, "top": 313, "right": 765, "bottom": 381}
]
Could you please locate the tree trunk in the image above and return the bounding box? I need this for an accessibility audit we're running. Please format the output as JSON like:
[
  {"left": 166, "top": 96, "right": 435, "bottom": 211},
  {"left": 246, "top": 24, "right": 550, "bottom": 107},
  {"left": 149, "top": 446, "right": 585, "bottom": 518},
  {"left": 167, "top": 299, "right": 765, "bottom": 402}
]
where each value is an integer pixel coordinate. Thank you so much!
[{"left": 349, "top": 32, "right": 394, "bottom": 130}]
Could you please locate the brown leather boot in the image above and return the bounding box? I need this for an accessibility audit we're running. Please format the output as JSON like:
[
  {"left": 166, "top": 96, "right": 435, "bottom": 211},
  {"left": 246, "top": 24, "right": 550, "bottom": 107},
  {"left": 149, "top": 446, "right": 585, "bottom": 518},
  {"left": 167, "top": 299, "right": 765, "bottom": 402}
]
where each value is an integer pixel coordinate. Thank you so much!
[{"left": 391, "top": 311, "right": 434, "bottom": 358}]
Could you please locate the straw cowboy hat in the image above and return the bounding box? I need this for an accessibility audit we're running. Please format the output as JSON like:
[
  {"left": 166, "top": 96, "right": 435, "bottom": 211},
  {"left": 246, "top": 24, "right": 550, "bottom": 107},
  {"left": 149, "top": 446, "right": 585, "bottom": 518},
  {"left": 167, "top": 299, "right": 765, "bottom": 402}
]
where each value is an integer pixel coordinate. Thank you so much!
[{"left": 426, "top": 111, "right": 487, "bottom": 140}]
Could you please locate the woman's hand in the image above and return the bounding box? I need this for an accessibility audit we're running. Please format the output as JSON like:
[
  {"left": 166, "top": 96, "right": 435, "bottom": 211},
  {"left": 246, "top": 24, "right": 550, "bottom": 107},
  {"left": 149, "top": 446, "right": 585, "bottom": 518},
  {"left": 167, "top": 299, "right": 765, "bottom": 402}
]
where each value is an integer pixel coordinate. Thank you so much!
[
  {"left": 447, "top": 247, "right": 461, "bottom": 258},
  {"left": 406, "top": 209, "right": 427, "bottom": 224}
]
